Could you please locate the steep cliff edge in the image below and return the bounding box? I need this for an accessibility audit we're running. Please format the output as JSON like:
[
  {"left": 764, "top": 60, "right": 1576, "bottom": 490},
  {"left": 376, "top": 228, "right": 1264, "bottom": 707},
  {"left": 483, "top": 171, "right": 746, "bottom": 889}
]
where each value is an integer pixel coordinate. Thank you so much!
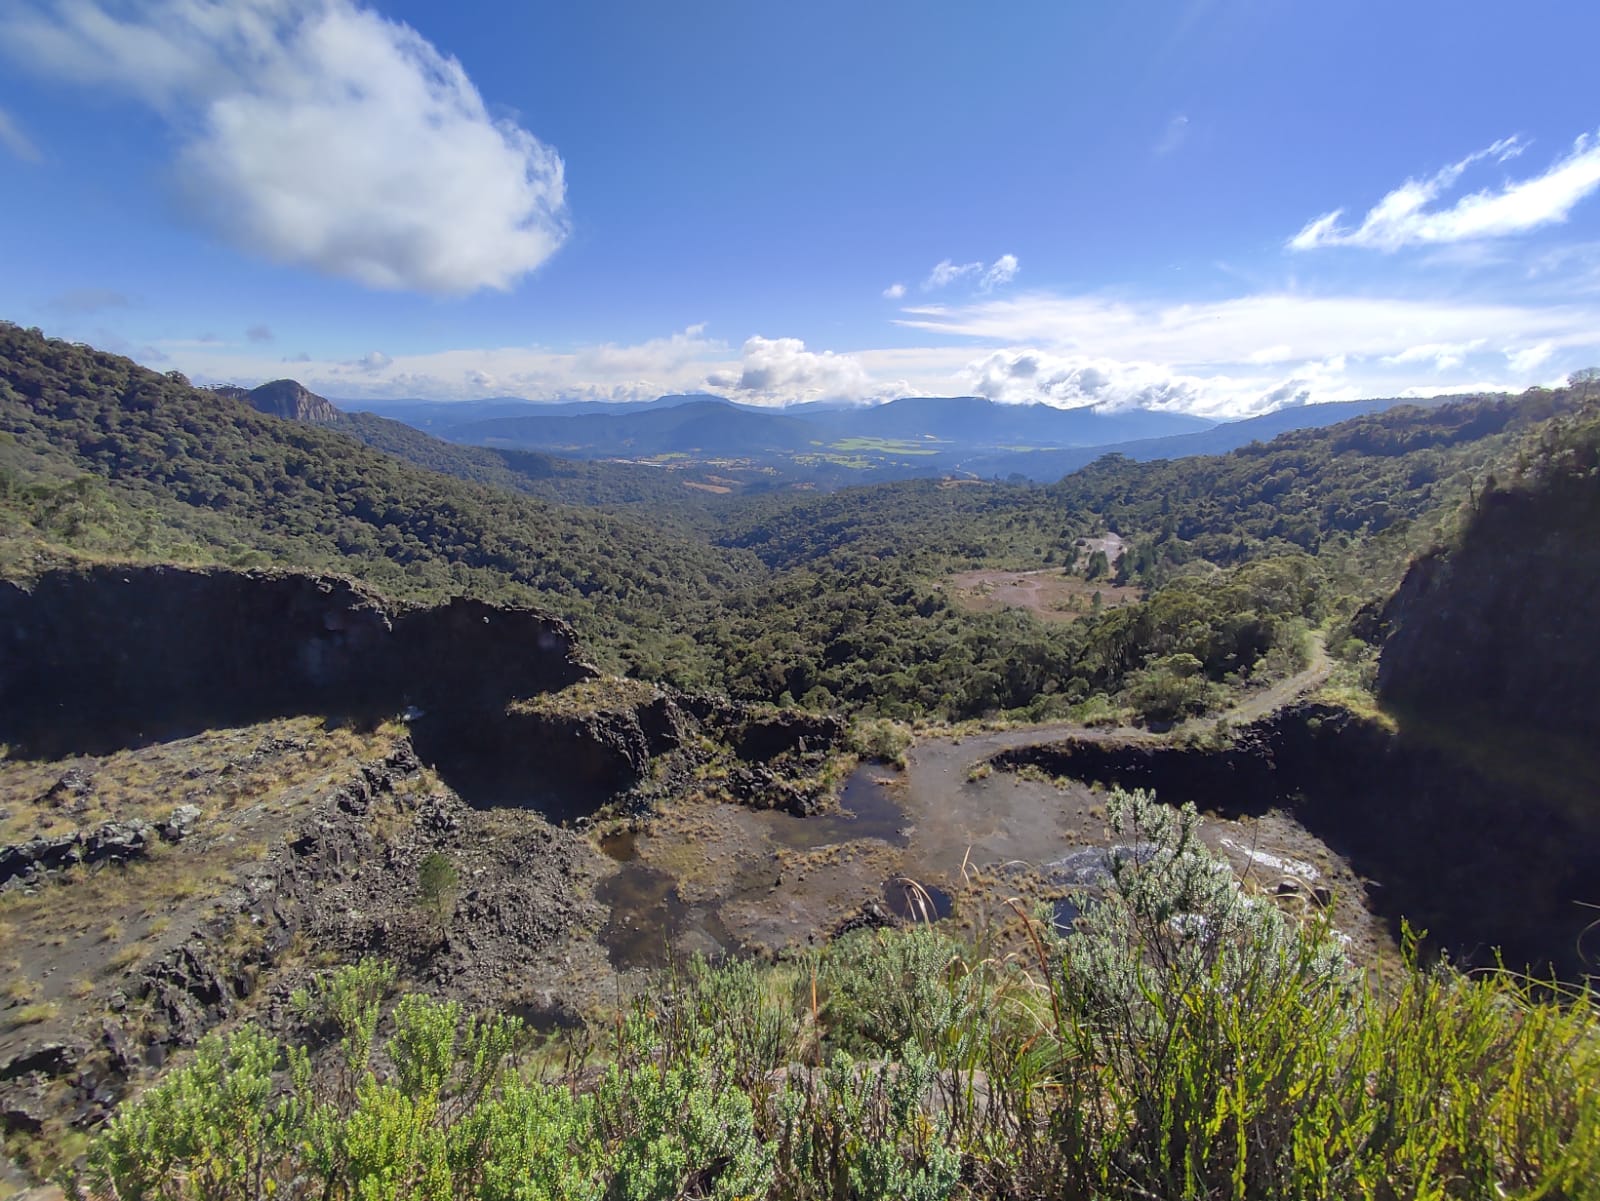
[
  {"left": 0, "top": 565, "right": 595, "bottom": 757},
  {"left": 243, "top": 379, "right": 342, "bottom": 424},
  {"left": 1377, "top": 455, "right": 1600, "bottom": 737}
]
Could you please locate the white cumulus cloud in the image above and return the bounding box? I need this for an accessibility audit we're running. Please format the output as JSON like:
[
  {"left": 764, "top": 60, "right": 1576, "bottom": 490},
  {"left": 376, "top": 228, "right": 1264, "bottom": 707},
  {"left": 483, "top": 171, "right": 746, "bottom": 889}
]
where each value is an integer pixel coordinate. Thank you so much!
[
  {"left": 1, "top": 0, "right": 568, "bottom": 294},
  {"left": 882, "top": 282, "right": 906, "bottom": 299},
  {"left": 705, "top": 336, "right": 876, "bottom": 404},
  {"left": 1290, "top": 131, "right": 1600, "bottom": 251}
]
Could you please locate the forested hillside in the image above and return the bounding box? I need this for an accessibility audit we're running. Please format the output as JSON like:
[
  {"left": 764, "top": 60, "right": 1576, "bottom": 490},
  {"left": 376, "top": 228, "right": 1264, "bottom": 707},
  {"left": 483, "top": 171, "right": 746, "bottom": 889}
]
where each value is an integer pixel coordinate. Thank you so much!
[
  {"left": 0, "top": 324, "right": 758, "bottom": 674},
  {"left": 2, "top": 323, "right": 1591, "bottom": 722}
]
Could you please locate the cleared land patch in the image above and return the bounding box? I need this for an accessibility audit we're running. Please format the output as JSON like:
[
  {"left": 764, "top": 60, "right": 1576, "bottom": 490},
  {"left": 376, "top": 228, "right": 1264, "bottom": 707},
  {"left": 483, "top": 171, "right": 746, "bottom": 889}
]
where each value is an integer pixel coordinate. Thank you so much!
[{"left": 944, "top": 567, "right": 1142, "bottom": 623}]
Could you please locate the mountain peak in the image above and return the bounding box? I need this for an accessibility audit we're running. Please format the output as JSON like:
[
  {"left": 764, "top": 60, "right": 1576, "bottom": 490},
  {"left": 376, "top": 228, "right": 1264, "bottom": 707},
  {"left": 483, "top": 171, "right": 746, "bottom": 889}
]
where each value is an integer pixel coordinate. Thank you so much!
[{"left": 247, "top": 379, "right": 341, "bottom": 424}]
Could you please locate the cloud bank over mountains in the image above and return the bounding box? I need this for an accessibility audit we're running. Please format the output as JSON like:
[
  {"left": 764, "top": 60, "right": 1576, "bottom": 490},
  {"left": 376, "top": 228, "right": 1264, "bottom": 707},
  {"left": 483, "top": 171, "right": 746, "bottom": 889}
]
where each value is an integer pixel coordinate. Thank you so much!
[
  {"left": 1, "top": 0, "right": 568, "bottom": 294},
  {"left": 159, "top": 277, "right": 1591, "bottom": 417}
]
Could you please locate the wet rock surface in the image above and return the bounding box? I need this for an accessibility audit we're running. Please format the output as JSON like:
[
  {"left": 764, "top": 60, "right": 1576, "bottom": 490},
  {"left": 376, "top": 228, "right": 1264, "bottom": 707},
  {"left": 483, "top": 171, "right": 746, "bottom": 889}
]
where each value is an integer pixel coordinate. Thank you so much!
[{"left": 994, "top": 704, "right": 1600, "bottom": 980}]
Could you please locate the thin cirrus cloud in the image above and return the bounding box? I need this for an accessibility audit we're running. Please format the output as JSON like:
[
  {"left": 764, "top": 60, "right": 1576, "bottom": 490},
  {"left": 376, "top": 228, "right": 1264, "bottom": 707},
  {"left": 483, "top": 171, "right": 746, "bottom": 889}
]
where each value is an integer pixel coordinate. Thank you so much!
[
  {"left": 47, "top": 288, "right": 133, "bottom": 315},
  {"left": 0, "top": 0, "right": 569, "bottom": 295},
  {"left": 920, "top": 254, "right": 1019, "bottom": 293},
  {"left": 0, "top": 106, "right": 40, "bottom": 161},
  {"left": 1290, "top": 129, "right": 1600, "bottom": 251}
]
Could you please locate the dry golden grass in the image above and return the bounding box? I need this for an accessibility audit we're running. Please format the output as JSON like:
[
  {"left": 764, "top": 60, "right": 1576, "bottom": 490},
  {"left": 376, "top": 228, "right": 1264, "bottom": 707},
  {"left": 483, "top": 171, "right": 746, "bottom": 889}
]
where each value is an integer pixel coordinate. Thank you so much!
[
  {"left": 2, "top": 976, "right": 40, "bottom": 1003},
  {"left": 107, "top": 942, "right": 146, "bottom": 972},
  {"left": 508, "top": 675, "right": 660, "bottom": 718},
  {"left": 0, "top": 715, "right": 404, "bottom": 845},
  {"left": 8, "top": 1001, "right": 57, "bottom": 1026}
]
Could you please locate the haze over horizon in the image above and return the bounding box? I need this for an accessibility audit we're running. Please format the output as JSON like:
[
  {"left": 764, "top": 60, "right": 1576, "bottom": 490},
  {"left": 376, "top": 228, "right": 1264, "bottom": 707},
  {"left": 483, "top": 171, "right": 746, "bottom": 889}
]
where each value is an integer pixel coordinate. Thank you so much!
[{"left": 1, "top": 0, "right": 1597, "bottom": 417}]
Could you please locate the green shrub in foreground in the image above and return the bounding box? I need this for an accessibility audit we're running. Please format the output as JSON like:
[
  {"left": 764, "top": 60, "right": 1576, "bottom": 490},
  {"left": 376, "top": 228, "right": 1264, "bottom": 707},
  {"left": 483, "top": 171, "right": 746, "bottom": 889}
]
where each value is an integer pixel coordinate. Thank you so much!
[{"left": 81, "top": 790, "right": 1599, "bottom": 1200}]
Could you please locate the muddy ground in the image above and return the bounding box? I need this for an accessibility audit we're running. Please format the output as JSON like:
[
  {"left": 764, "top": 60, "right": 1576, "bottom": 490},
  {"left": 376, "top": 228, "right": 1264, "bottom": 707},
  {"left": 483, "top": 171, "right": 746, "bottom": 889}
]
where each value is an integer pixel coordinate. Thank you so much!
[{"left": 595, "top": 726, "right": 1389, "bottom": 975}]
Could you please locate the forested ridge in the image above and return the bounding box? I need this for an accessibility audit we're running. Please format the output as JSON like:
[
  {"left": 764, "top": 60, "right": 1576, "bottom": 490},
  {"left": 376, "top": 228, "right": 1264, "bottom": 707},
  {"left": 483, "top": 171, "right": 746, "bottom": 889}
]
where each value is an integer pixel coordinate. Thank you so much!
[
  {"left": 0, "top": 323, "right": 760, "bottom": 674},
  {"left": 1, "top": 322, "right": 1591, "bottom": 721}
]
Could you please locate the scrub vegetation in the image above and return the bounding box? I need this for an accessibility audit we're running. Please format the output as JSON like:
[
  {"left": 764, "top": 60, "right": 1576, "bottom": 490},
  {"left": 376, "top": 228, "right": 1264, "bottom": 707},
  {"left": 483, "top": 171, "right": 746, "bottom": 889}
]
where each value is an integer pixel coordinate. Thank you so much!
[{"left": 81, "top": 792, "right": 1599, "bottom": 1201}]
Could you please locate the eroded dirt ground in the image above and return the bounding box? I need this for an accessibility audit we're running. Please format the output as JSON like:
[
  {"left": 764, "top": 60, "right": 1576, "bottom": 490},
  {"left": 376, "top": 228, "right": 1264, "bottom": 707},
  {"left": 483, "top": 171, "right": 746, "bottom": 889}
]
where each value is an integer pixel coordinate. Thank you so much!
[{"left": 944, "top": 568, "right": 1142, "bottom": 623}]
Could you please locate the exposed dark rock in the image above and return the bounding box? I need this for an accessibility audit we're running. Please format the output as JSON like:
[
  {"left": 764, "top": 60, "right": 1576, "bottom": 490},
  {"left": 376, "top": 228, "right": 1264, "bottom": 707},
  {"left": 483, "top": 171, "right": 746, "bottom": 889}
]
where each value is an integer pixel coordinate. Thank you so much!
[
  {"left": 995, "top": 702, "right": 1600, "bottom": 981},
  {"left": 0, "top": 565, "right": 594, "bottom": 757},
  {"left": 1378, "top": 472, "right": 1600, "bottom": 738},
  {"left": 0, "top": 1044, "right": 80, "bottom": 1083},
  {"left": 0, "top": 820, "right": 152, "bottom": 888},
  {"left": 0, "top": 1096, "right": 45, "bottom": 1136},
  {"left": 831, "top": 899, "right": 898, "bottom": 939},
  {"left": 41, "top": 769, "right": 92, "bottom": 814},
  {"left": 733, "top": 712, "right": 846, "bottom": 763}
]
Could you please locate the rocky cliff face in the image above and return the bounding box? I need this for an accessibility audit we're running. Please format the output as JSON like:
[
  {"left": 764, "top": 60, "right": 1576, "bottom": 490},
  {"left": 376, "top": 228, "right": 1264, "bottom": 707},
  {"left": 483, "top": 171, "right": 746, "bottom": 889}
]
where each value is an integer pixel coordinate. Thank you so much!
[
  {"left": 0, "top": 565, "right": 595, "bottom": 756},
  {"left": 245, "top": 379, "right": 342, "bottom": 424},
  {"left": 1377, "top": 478, "right": 1600, "bottom": 736},
  {"left": 995, "top": 702, "right": 1600, "bottom": 981}
]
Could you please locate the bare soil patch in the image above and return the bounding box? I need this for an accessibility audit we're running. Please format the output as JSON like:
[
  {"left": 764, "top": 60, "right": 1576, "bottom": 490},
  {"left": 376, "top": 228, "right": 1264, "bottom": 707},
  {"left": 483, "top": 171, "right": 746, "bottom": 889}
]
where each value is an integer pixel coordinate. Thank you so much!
[{"left": 944, "top": 568, "right": 1141, "bottom": 623}]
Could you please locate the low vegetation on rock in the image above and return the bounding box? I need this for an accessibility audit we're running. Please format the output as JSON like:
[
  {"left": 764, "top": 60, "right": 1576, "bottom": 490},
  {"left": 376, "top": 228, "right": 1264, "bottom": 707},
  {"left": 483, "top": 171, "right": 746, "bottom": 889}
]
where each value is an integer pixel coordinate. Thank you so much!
[{"left": 81, "top": 793, "right": 1598, "bottom": 1200}]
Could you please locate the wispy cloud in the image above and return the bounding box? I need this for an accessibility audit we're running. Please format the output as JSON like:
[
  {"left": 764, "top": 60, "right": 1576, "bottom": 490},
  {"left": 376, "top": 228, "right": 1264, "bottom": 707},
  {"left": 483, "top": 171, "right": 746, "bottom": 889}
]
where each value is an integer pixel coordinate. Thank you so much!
[
  {"left": 1, "top": 0, "right": 568, "bottom": 294},
  {"left": 0, "top": 106, "right": 39, "bottom": 161},
  {"left": 1290, "top": 131, "right": 1600, "bottom": 251},
  {"left": 1153, "top": 113, "right": 1189, "bottom": 156},
  {"left": 981, "top": 254, "right": 1019, "bottom": 290},
  {"left": 882, "top": 282, "right": 906, "bottom": 299},
  {"left": 1379, "top": 341, "right": 1485, "bottom": 372},
  {"left": 924, "top": 259, "right": 983, "bottom": 290},
  {"left": 246, "top": 324, "right": 274, "bottom": 343},
  {"left": 922, "top": 254, "right": 1019, "bottom": 293}
]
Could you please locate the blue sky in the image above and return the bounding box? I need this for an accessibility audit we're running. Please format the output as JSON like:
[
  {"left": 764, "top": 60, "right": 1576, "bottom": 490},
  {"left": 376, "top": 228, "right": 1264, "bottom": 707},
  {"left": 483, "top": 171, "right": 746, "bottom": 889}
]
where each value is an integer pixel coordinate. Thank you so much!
[{"left": 2, "top": 0, "right": 1598, "bottom": 416}]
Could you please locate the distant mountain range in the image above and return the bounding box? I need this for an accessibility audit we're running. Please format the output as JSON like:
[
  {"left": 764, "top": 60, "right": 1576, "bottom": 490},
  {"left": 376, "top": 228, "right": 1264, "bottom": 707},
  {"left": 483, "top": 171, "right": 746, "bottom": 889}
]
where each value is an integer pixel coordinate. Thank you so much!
[
  {"left": 332, "top": 390, "right": 1484, "bottom": 482},
  {"left": 350, "top": 393, "right": 1213, "bottom": 456}
]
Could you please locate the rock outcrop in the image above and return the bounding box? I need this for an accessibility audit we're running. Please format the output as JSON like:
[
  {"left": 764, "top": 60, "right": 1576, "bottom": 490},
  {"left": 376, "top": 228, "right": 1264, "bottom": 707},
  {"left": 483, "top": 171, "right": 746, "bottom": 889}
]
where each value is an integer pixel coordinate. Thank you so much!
[
  {"left": 0, "top": 820, "right": 152, "bottom": 888},
  {"left": 995, "top": 701, "right": 1600, "bottom": 982},
  {"left": 244, "top": 379, "right": 342, "bottom": 424},
  {"left": 0, "top": 565, "right": 595, "bottom": 756},
  {"left": 1377, "top": 476, "right": 1600, "bottom": 737}
]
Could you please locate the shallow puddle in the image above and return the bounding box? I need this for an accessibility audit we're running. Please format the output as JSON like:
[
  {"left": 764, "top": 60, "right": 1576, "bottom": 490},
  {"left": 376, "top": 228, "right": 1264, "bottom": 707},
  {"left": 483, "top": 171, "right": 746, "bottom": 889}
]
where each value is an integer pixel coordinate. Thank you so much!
[
  {"left": 595, "top": 731, "right": 1389, "bottom": 972},
  {"left": 882, "top": 876, "right": 953, "bottom": 922},
  {"left": 596, "top": 863, "right": 737, "bottom": 968}
]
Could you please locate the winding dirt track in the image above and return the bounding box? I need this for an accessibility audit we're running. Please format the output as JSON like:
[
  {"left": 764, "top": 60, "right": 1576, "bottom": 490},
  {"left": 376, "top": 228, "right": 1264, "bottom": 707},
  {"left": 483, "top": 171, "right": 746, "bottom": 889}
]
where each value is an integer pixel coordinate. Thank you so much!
[{"left": 906, "top": 631, "right": 1333, "bottom": 786}]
